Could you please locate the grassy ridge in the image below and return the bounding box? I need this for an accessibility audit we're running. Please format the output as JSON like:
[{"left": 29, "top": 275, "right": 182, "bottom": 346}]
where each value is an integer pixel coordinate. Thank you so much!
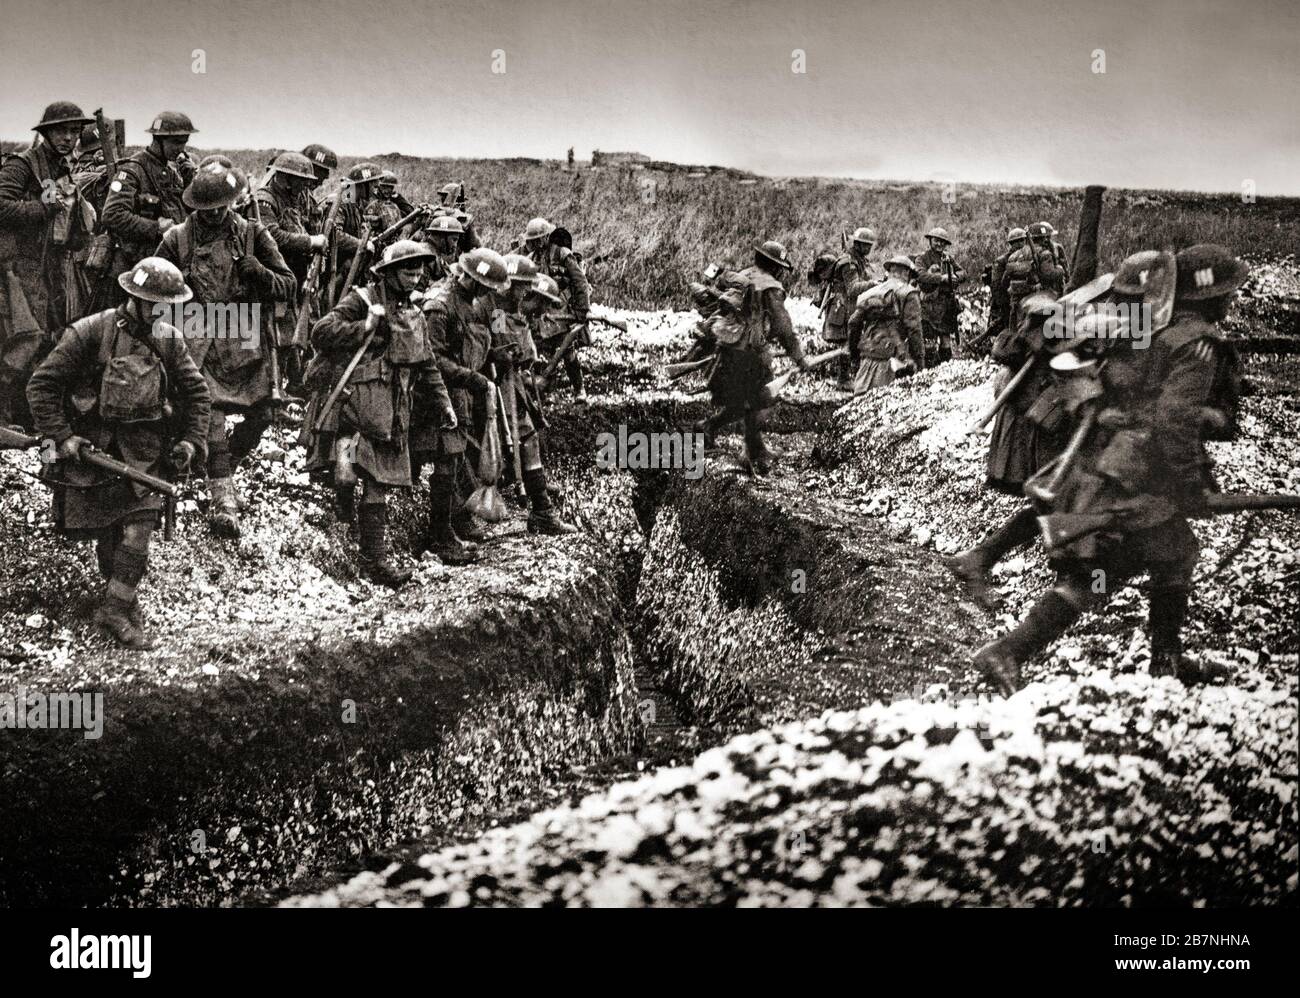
[{"left": 14, "top": 139, "right": 1298, "bottom": 309}]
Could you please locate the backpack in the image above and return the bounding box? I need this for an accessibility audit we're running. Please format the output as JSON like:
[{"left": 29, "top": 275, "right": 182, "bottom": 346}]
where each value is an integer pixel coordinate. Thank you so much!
[{"left": 711, "top": 268, "right": 777, "bottom": 347}]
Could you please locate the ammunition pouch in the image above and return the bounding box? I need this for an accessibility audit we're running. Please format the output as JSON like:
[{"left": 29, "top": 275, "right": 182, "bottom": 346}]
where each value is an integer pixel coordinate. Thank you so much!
[
  {"left": 137, "top": 193, "right": 163, "bottom": 221},
  {"left": 1024, "top": 384, "right": 1067, "bottom": 432},
  {"left": 340, "top": 357, "right": 396, "bottom": 441},
  {"left": 84, "top": 232, "right": 115, "bottom": 275}
]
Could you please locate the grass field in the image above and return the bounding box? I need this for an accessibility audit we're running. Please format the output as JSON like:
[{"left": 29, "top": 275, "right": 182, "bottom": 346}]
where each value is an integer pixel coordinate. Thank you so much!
[{"left": 9, "top": 140, "right": 1298, "bottom": 309}]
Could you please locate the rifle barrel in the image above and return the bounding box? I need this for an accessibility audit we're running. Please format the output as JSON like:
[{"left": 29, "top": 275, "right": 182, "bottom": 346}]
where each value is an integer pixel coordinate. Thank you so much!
[{"left": 966, "top": 355, "right": 1035, "bottom": 434}]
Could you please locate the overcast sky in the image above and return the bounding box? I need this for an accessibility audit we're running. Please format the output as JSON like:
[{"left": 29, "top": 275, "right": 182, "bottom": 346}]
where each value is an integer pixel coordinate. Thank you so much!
[{"left": 3, "top": 0, "right": 1297, "bottom": 194}]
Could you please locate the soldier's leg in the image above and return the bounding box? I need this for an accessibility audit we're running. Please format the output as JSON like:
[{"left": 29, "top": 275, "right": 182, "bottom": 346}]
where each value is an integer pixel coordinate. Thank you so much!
[
  {"left": 521, "top": 432, "right": 577, "bottom": 536},
  {"left": 427, "top": 455, "right": 478, "bottom": 564},
  {"left": 1140, "top": 519, "right": 1217, "bottom": 684},
  {"left": 355, "top": 478, "right": 411, "bottom": 588},
  {"left": 742, "top": 409, "right": 772, "bottom": 475},
  {"left": 206, "top": 408, "right": 241, "bottom": 538},
  {"left": 228, "top": 405, "right": 274, "bottom": 467},
  {"left": 695, "top": 404, "right": 744, "bottom": 449},
  {"left": 94, "top": 519, "right": 157, "bottom": 650},
  {"left": 973, "top": 563, "right": 1133, "bottom": 695},
  {"left": 944, "top": 506, "right": 1039, "bottom": 607},
  {"left": 562, "top": 353, "right": 586, "bottom": 400}
]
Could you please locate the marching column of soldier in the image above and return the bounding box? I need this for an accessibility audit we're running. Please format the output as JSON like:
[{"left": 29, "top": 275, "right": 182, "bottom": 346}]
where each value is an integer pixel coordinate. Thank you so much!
[{"left": 0, "top": 101, "right": 1279, "bottom": 700}]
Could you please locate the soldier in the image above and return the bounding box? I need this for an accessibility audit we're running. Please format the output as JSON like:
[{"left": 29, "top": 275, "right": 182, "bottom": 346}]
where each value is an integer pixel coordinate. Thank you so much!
[
  {"left": 465, "top": 255, "right": 578, "bottom": 535},
  {"left": 435, "top": 183, "right": 481, "bottom": 252},
  {"left": 25, "top": 257, "right": 210, "bottom": 649},
  {"left": 101, "top": 111, "right": 198, "bottom": 280},
  {"left": 368, "top": 170, "right": 419, "bottom": 236},
  {"left": 972, "top": 245, "right": 1247, "bottom": 694},
  {"left": 821, "top": 227, "right": 876, "bottom": 389},
  {"left": 326, "top": 162, "right": 384, "bottom": 303},
  {"left": 698, "top": 240, "right": 810, "bottom": 476},
  {"left": 845, "top": 255, "right": 925, "bottom": 394},
  {"left": 297, "top": 143, "right": 362, "bottom": 311},
  {"left": 1000, "top": 221, "right": 1066, "bottom": 324},
  {"left": 417, "top": 214, "right": 463, "bottom": 285},
  {"left": 915, "top": 227, "right": 966, "bottom": 366},
  {"left": 154, "top": 165, "right": 295, "bottom": 537},
  {"left": 0, "top": 102, "right": 98, "bottom": 427},
  {"left": 72, "top": 123, "right": 111, "bottom": 208},
  {"left": 421, "top": 247, "right": 511, "bottom": 563},
  {"left": 253, "top": 151, "right": 330, "bottom": 399},
  {"left": 1036, "top": 220, "right": 1071, "bottom": 277},
  {"left": 306, "top": 239, "right": 455, "bottom": 585},
  {"left": 983, "top": 227, "right": 1027, "bottom": 346},
  {"left": 947, "top": 256, "right": 1167, "bottom": 608},
  {"left": 301, "top": 143, "right": 338, "bottom": 195},
  {"left": 521, "top": 216, "right": 591, "bottom": 400}
]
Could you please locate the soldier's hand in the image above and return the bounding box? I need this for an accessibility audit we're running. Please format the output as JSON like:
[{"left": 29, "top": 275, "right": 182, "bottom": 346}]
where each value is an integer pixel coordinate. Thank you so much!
[
  {"left": 58, "top": 435, "right": 91, "bottom": 463},
  {"left": 469, "top": 372, "right": 494, "bottom": 396},
  {"left": 170, "top": 441, "right": 195, "bottom": 474},
  {"left": 236, "top": 255, "right": 266, "bottom": 282},
  {"left": 364, "top": 303, "right": 386, "bottom": 332},
  {"left": 440, "top": 405, "right": 458, "bottom": 430},
  {"left": 309, "top": 234, "right": 328, "bottom": 253}
]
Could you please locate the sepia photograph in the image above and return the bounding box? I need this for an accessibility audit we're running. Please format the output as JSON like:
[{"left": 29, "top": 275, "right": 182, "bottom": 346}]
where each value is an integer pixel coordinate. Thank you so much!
[{"left": 0, "top": 0, "right": 1295, "bottom": 972}]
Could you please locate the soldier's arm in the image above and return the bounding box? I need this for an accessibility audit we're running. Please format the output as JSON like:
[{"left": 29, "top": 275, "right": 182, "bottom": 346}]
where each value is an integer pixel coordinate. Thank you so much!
[
  {"left": 393, "top": 193, "right": 416, "bottom": 216},
  {"left": 916, "top": 256, "right": 945, "bottom": 290},
  {"left": 26, "top": 323, "right": 96, "bottom": 443},
  {"left": 1149, "top": 338, "right": 1219, "bottom": 507},
  {"left": 461, "top": 222, "right": 482, "bottom": 251},
  {"left": 252, "top": 223, "right": 298, "bottom": 302},
  {"left": 425, "top": 304, "right": 481, "bottom": 388},
  {"left": 311, "top": 288, "right": 371, "bottom": 352},
  {"left": 561, "top": 251, "right": 590, "bottom": 317},
  {"left": 163, "top": 336, "right": 212, "bottom": 461},
  {"left": 765, "top": 288, "right": 805, "bottom": 363},
  {"left": 846, "top": 303, "right": 867, "bottom": 366},
  {"left": 950, "top": 257, "right": 967, "bottom": 282},
  {"left": 256, "top": 193, "right": 314, "bottom": 260},
  {"left": 102, "top": 164, "right": 166, "bottom": 246},
  {"left": 0, "top": 158, "right": 46, "bottom": 232},
  {"left": 902, "top": 292, "right": 925, "bottom": 369}
]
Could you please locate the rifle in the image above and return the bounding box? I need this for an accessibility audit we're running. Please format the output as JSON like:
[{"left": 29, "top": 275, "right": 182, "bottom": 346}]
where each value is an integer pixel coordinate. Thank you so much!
[
  {"left": 965, "top": 356, "right": 1036, "bottom": 434},
  {"left": 1039, "top": 493, "right": 1300, "bottom": 550},
  {"left": 309, "top": 284, "right": 383, "bottom": 442},
  {"left": 544, "top": 311, "right": 629, "bottom": 334},
  {"left": 336, "top": 206, "right": 424, "bottom": 303},
  {"left": 764, "top": 347, "right": 847, "bottom": 399},
  {"left": 540, "top": 317, "right": 589, "bottom": 381},
  {"left": 93, "top": 108, "right": 119, "bottom": 173},
  {"left": 0, "top": 426, "right": 178, "bottom": 497},
  {"left": 244, "top": 194, "right": 284, "bottom": 408},
  {"left": 291, "top": 180, "right": 349, "bottom": 354},
  {"left": 664, "top": 356, "right": 716, "bottom": 380}
]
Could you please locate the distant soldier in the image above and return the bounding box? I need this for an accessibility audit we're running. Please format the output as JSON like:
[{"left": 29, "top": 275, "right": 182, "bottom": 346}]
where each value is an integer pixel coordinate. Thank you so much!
[
  {"left": 983, "top": 227, "right": 1027, "bottom": 345},
  {"left": 846, "top": 255, "right": 925, "bottom": 394},
  {"left": 155, "top": 165, "right": 295, "bottom": 537},
  {"left": 471, "top": 254, "right": 577, "bottom": 534},
  {"left": 521, "top": 216, "right": 591, "bottom": 400},
  {"left": 972, "top": 245, "right": 1247, "bottom": 694},
  {"left": 101, "top": 111, "right": 198, "bottom": 279},
  {"left": 417, "top": 214, "right": 464, "bottom": 283},
  {"left": 326, "top": 162, "right": 384, "bottom": 303},
  {"left": 26, "top": 257, "right": 210, "bottom": 649},
  {"left": 820, "top": 227, "right": 876, "bottom": 389},
  {"left": 697, "top": 240, "right": 809, "bottom": 476},
  {"left": 421, "top": 247, "right": 511, "bottom": 563},
  {"left": 1000, "top": 221, "right": 1065, "bottom": 322},
  {"left": 0, "top": 102, "right": 98, "bottom": 427},
  {"left": 367, "top": 171, "right": 418, "bottom": 236},
  {"left": 307, "top": 239, "right": 456, "bottom": 585},
  {"left": 915, "top": 227, "right": 966, "bottom": 365},
  {"left": 1036, "top": 220, "right": 1070, "bottom": 278},
  {"left": 71, "top": 123, "right": 112, "bottom": 211}
]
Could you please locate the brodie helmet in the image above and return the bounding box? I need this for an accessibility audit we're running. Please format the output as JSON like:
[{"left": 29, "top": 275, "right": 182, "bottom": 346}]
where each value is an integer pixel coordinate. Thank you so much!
[{"left": 118, "top": 257, "right": 193, "bottom": 304}]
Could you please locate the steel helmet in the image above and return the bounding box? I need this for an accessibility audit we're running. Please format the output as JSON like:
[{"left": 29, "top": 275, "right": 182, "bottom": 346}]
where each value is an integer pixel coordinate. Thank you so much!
[
  {"left": 377, "top": 170, "right": 397, "bottom": 191},
  {"left": 197, "top": 153, "right": 234, "bottom": 170},
  {"left": 1112, "top": 250, "right": 1174, "bottom": 297},
  {"left": 118, "top": 257, "right": 193, "bottom": 304},
  {"left": 182, "top": 165, "right": 246, "bottom": 209},
  {"left": 503, "top": 254, "right": 540, "bottom": 284},
  {"left": 1036, "top": 220, "right": 1058, "bottom": 236},
  {"left": 530, "top": 274, "right": 564, "bottom": 305},
  {"left": 1027, "top": 222, "right": 1053, "bottom": 240},
  {"left": 32, "top": 101, "right": 94, "bottom": 131},
  {"left": 270, "top": 151, "right": 317, "bottom": 181},
  {"left": 884, "top": 254, "right": 918, "bottom": 278},
  {"left": 425, "top": 212, "right": 464, "bottom": 235},
  {"left": 1007, "top": 227, "right": 1028, "bottom": 244},
  {"left": 372, "top": 239, "right": 438, "bottom": 273},
  {"left": 925, "top": 226, "right": 953, "bottom": 245},
  {"left": 77, "top": 124, "right": 102, "bottom": 154},
  {"left": 754, "top": 240, "right": 793, "bottom": 271},
  {"left": 522, "top": 217, "right": 555, "bottom": 241},
  {"left": 438, "top": 183, "right": 461, "bottom": 202},
  {"left": 347, "top": 162, "right": 383, "bottom": 183},
  {"left": 1174, "top": 244, "right": 1249, "bottom": 301},
  {"left": 457, "top": 248, "right": 511, "bottom": 292},
  {"left": 145, "top": 111, "right": 198, "bottom": 136},
  {"left": 301, "top": 143, "right": 338, "bottom": 172},
  {"left": 851, "top": 226, "right": 877, "bottom": 246}
]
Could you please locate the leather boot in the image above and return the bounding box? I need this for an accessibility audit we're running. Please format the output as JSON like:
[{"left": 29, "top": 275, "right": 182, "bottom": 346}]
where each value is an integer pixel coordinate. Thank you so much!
[
  {"left": 427, "top": 474, "right": 479, "bottom": 564},
  {"left": 742, "top": 414, "right": 771, "bottom": 477},
  {"left": 357, "top": 503, "right": 412, "bottom": 588},
  {"left": 973, "top": 591, "right": 1080, "bottom": 695},
  {"left": 524, "top": 468, "right": 577, "bottom": 535},
  {"left": 209, "top": 477, "right": 241, "bottom": 538},
  {"left": 944, "top": 507, "right": 1038, "bottom": 608},
  {"left": 94, "top": 593, "right": 156, "bottom": 650},
  {"left": 454, "top": 508, "right": 488, "bottom": 540},
  {"left": 333, "top": 485, "right": 357, "bottom": 526}
]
